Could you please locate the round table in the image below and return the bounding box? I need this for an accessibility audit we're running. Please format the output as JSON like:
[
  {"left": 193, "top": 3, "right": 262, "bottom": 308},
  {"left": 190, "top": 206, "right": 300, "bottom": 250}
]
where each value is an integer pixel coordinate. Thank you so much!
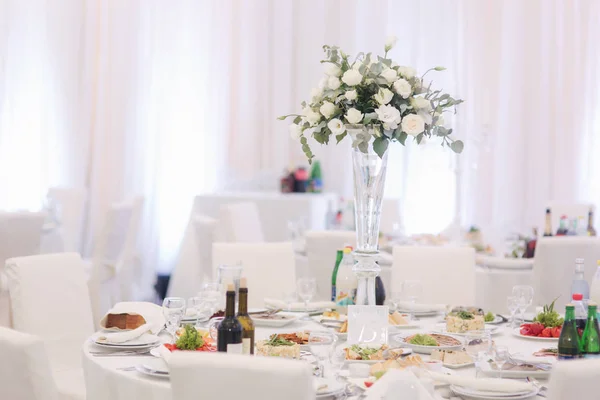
[{"left": 83, "top": 315, "right": 549, "bottom": 400}]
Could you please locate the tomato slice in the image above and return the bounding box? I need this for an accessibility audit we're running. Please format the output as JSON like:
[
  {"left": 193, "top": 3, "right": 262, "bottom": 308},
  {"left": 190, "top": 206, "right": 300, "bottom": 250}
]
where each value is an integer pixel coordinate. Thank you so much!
[{"left": 364, "top": 381, "right": 374, "bottom": 388}]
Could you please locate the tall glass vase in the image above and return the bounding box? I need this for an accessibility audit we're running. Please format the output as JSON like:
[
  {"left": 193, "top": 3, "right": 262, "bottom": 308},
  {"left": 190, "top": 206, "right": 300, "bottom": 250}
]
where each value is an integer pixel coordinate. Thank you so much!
[{"left": 347, "top": 125, "right": 388, "bottom": 306}]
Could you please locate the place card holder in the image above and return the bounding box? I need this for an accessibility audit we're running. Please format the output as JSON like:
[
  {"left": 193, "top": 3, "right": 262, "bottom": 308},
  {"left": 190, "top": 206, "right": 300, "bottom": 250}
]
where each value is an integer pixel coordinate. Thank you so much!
[{"left": 347, "top": 305, "right": 389, "bottom": 345}]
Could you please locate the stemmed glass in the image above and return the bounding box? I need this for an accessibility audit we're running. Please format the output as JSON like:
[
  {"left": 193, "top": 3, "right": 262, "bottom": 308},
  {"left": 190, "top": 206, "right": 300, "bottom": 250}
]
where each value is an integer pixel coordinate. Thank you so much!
[
  {"left": 329, "top": 346, "right": 346, "bottom": 381},
  {"left": 309, "top": 331, "right": 336, "bottom": 377},
  {"left": 402, "top": 280, "right": 422, "bottom": 321},
  {"left": 297, "top": 278, "right": 317, "bottom": 319},
  {"left": 162, "top": 297, "right": 186, "bottom": 343},
  {"left": 493, "top": 345, "right": 509, "bottom": 379},
  {"left": 464, "top": 330, "right": 492, "bottom": 379},
  {"left": 389, "top": 291, "right": 403, "bottom": 312},
  {"left": 512, "top": 285, "right": 534, "bottom": 327},
  {"left": 200, "top": 282, "right": 221, "bottom": 315},
  {"left": 506, "top": 296, "right": 519, "bottom": 329}
]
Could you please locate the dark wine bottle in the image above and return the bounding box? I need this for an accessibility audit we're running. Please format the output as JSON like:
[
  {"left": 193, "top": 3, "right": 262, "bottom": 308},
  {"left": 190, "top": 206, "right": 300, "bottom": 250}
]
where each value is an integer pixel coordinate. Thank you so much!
[
  {"left": 237, "top": 278, "right": 255, "bottom": 355},
  {"left": 217, "top": 284, "right": 243, "bottom": 353}
]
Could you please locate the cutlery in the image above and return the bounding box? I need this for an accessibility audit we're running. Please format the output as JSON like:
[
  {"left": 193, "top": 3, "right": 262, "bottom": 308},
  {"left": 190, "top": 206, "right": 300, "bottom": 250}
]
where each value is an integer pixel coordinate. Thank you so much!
[
  {"left": 526, "top": 377, "right": 548, "bottom": 397},
  {"left": 497, "top": 314, "right": 509, "bottom": 323},
  {"left": 507, "top": 354, "right": 553, "bottom": 371},
  {"left": 117, "top": 366, "right": 137, "bottom": 371},
  {"left": 249, "top": 308, "right": 281, "bottom": 316},
  {"left": 91, "top": 350, "right": 153, "bottom": 357},
  {"left": 320, "top": 318, "right": 344, "bottom": 324}
]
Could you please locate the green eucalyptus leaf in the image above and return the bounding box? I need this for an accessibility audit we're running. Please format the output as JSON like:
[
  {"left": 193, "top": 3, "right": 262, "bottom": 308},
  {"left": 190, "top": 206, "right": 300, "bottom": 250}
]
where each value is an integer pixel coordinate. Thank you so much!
[
  {"left": 373, "top": 137, "right": 389, "bottom": 158},
  {"left": 416, "top": 133, "right": 424, "bottom": 144},
  {"left": 336, "top": 132, "right": 347, "bottom": 143},
  {"left": 383, "top": 129, "right": 393, "bottom": 138},
  {"left": 358, "top": 141, "right": 368, "bottom": 154},
  {"left": 434, "top": 66, "right": 446, "bottom": 71},
  {"left": 375, "top": 77, "right": 388, "bottom": 85},
  {"left": 358, "top": 64, "right": 367, "bottom": 75},
  {"left": 399, "top": 131, "right": 408, "bottom": 145},
  {"left": 293, "top": 116, "right": 302, "bottom": 124},
  {"left": 300, "top": 137, "right": 308, "bottom": 145},
  {"left": 450, "top": 140, "right": 464, "bottom": 153}
]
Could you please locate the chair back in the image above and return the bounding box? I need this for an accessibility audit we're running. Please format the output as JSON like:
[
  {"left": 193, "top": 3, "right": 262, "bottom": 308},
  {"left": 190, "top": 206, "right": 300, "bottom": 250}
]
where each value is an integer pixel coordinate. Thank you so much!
[
  {"left": 391, "top": 245, "right": 476, "bottom": 305},
  {"left": 305, "top": 230, "right": 356, "bottom": 301},
  {"left": 533, "top": 237, "right": 600, "bottom": 309},
  {"left": 169, "top": 351, "right": 315, "bottom": 400},
  {"left": 5, "top": 253, "right": 94, "bottom": 371},
  {"left": 212, "top": 242, "right": 295, "bottom": 308},
  {"left": 547, "top": 358, "right": 600, "bottom": 399},
  {"left": 47, "top": 187, "right": 87, "bottom": 253},
  {"left": 0, "top": 327, "right": 59, "bottom": 400},
  {"left": 218, "top": 202, "right": 264, "bottom": 242}
]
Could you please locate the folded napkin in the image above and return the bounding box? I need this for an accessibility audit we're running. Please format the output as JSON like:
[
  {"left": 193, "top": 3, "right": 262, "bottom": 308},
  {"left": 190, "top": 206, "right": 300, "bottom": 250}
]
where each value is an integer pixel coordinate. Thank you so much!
[
  {"left": 157, "top": 343, "right": 172, "bottom": 363},
  {"left": 396, "top": 302, "right": 446, "bottom": 312},
  {"left": 427, "top": 371, "right": 534, "bottom": 393},
  {"left": 97, "top": 301, "right": 165, "bottom": 343},
  {"left": 94, "top": 330, "right": 158, "bottom": 344},
  {"left": 264, "top": 298, "right": 335, "bottom": 311},
  {"left": 365, "top": 369, "right": 435, "bottom": 400}
]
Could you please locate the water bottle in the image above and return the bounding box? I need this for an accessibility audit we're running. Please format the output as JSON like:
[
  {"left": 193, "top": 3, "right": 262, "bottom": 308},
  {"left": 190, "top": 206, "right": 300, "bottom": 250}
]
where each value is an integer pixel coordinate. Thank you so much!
[
  {"left": 572, "top": 293, "right": 587, "bottom": 334},
  {"left": 571, "top": 258, "right": 590, "bottom": 300}
]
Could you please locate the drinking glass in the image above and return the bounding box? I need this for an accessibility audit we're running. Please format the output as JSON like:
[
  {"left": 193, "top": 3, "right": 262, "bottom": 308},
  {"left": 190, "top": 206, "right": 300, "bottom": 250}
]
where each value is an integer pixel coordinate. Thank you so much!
[
  {"left": 200, "top": 282, "right": 221, "bottom": 314},
  {"left": 464, "top": 330, "right": 492, "bottom": 365},
  {"left": 512, "top": 285, "right": 534, "bottom": 326},
  {"left": 297, "top": 278, "right": 317, "bottom": 318},
  {"left": 309, "top": 331, "right": 336, "bottom": 377},
  {"left": 282, "top": 291, "right": 297, "bottom": 311},
  {"left": 217, "top": 264, "right": 243, "bottom": 308},
  {"left": 402, "top": 280, "right": 422, "bottom": 321},
  {"left": 329, "top": 346, "right": 346, "bottom": 380},
  {"left": 506, "top": 296, "right": 519, "bottom": 329},
  {"left": 493, "top": 345, "right": 509, "bottom": 378},
  {"left": 162, "top": 297, "right": 186, "bottom": 342},
  {"left": 389, "top": 291, "right": 403, "bottom": 312}
]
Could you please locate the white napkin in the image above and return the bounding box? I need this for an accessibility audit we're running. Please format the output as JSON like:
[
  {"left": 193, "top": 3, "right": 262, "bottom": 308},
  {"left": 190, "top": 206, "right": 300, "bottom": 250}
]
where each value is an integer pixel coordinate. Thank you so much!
[
  {"left": 365, "top": 369, "right": 435, "bottom": 400},
  {"left": 157, "top": 343, "right": 172, "bottom": 363},
  {"left": 97, "top": 301, "right": 165, "bottom": 343},
  {"left": 427, "top": 371, "right": 534, "bottom": 393},
  {"left": 396, "top": 302, "right": 446, "bottom": 312},
  {"left": 264, "top": 298, "right": 335, "bottom": 311}
]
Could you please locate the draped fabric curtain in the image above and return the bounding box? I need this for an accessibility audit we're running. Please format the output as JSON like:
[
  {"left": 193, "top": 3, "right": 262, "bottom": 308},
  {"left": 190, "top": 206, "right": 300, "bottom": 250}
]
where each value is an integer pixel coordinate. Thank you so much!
[{"left": 0, "top": 0, "right": 599, "bottom": 291}]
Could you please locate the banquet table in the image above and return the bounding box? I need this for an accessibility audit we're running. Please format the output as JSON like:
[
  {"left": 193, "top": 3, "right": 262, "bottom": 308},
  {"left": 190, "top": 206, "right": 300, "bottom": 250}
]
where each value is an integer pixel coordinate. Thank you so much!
[{"left": 83, "top": 314, "right": 549, "bottom": 400}]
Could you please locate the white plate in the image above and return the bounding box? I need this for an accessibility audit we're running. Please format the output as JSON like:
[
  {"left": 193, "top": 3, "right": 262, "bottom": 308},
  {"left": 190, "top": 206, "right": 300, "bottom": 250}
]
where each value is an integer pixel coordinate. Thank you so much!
[
  {"left": 397, "top": 309, "right": 441, "bottom": 317},
  {"left": 92, "top": 333, "right": 160, "bottom": 349},
  {"left": 135, "top": 360, "right": 170, "bottom": 379},
  {"left": 432, "top": 323, "right": 500, "bottom": 336},
  {"left": 451, "top": 385, "right": 538, "bottom": 400},
  {"left": 343, "top": 347, "right": 413, "bottom": 364},
  {"left": 315, "top": 377, "right": 345, "bottom": 398},
  {"left": 282, "top": 307, "right": 327, "bottom": 314},
  {"left": 443, "top": 361, "right": 475, "bottom": 369},
  {"left": 486, "top": 315, "right": 504, "bottom": 325},
  {"left": 512, "top": 328, "right": 559, "bottom": 341},
  {"left": 393, "top": 334, "right": 463, "bottom": 354},
  {"left": 478, "top": 361, "right": 552, "bottom": 379},
  {"left": 252, "top": 312, "right": 302, "bottom": 327}
]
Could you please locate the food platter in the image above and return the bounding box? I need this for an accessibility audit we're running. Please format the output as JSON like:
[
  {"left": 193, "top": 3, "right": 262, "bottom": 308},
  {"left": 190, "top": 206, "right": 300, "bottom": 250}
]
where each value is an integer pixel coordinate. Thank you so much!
[
  {"left": 512, "top": 328, "right": 558, "bottom": 341},
  {"left": 343, "top": 345, "right": 413, "bottom": 364},
  {"left": 394, "top": 333, "right": 463, "bottom": 354}
]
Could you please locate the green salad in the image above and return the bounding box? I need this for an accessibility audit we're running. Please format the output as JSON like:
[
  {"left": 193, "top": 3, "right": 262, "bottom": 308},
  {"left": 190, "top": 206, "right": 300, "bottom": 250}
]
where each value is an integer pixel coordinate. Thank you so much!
[
  {"left": 408, "top": 334, "right": 438, "bottom": 346},
  {"left": 533, "top": 298, "right": 564, "bottom": 328},
  {"left": 266, "top": 335, "right": 295, "bottom": 346},
  {"left": 484, "top": 311, "right": 495, "bottom": 322},
  {"left": 349, "top": 344, "right": 382, "bottom": 360},
  {"left": 175, "top": 325, "right": 204, "bottom": 350},
  {"left": 454, "top": 311, "right": 474, "bottom": 320}
]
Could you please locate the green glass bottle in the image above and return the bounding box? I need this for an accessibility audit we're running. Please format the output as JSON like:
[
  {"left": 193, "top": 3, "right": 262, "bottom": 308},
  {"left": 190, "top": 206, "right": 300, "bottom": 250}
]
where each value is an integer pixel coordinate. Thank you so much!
[
  {"left": 558, "top": 304, "right": 581, "bottom": 360},
  {"left": 581, "top": 303, "right": 600, "bottom": 358},
  {"left": 331, "top": 250, "right": 343, "bottom": 301}
]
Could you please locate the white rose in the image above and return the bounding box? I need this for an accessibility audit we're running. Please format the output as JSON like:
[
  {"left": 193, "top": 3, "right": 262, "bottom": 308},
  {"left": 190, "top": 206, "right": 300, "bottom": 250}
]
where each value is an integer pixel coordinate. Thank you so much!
[
  {"left": 327, "top": 118, "right": 346, "bottom": 135},
  {"left": 411, "top": 96, "right": 432, "bottom": 112},
  {"left": 401, "top": 113, "right": 425, "bottom": 136},
  {"left": 303, "top": 107, "right": 321, "bottom": 126},
  {"left": 318, "top": 77, "right": 328, "bottom": 89},
  {"left": 373, "top": 88, "right": 394, "bottom": 105},
  {"left": 319, "top": 101, "right": 336, "bottom": 119},
  {"left": 398, "top": 66, "right": 417, "bottom": 79},
  {"left": 323, "top": 62, "right": 342, "bottom": 77},
  {"left": 310, "top": 87, "right": 323, "bottom": 102},
  {"left": 345, "top": 108, "right": 363, "bottom": 124},
  {"left": 385, "top": 36, "right": 398, "bottom": 52},
  {"left": 345, "top": 90, "right": 358, "bottom": 101},
  {"left": 380, "top": 68, "right": 398, "bottom": 84},
  {"left": 341, "top": 69, "right": 362, "bottom": 86},
  {"left": 374, "top": 104, "right": 401, "bottom": 131},
  {"left": 392, "top": 79, "right": 412, "bottom": 99},
  {"left": 327, "top": 76, "right": 341, "bottom": 90},
  {"left": 289, "top": 124, "right": 303, "bottom": 140}
]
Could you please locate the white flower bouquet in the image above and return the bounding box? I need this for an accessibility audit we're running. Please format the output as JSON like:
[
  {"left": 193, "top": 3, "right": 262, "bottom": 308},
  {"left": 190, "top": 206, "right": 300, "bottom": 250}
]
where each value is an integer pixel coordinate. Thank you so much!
[{"left": 279, "top": 37, "right": 464, "bottom": 162}]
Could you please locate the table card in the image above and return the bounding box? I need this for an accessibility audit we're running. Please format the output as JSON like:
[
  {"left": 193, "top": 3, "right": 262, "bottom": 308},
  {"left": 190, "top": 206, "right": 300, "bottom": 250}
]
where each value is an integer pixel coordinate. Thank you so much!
[{"left": 347, "top": 305, "right": 389, "bottom": 345}]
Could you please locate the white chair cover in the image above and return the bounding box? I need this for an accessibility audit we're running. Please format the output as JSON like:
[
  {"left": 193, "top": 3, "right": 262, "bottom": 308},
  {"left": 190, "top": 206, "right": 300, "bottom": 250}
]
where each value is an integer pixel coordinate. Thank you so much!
[
  {"left": 167, "top": 214, "right": 217, "bottom": 298},
  {"left": 391, "top": 246, "right": 476, "bottom": 305},
  {"left": 547, "top": 358, "right": 600, "bottom": 399},
  {"left": 212, "top": 242, "right": 296, "bottom": 308},
  {"left": 169, "top": 351, "right": 315, "bottom": 400},
  {"left": 380, "top": 198, "right": 403, "bottom": 235},
  {"left": 6, "top": 253, "right": 94, "bottom": 372},
  {"left": 305, "top": 230, "right": 356, "bottom": 301},
  {"left": 533, "top": 237, "right": 600, "bottom": 309},
  {"left": 218, "top": 201, "right": 265, "bottom": 242},
  {"left": 0, "top": 211, "right": 46, "bottom": 327},
  {"left": 47, "top": 187, "right": 87, "bottom": 253},
  {"left": 0, "top": 327, "right": 59, "bottom": 400}
]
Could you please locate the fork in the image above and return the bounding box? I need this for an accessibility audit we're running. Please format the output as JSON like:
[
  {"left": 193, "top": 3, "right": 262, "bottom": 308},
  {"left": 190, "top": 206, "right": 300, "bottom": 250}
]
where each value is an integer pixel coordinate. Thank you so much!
[
  {"left": 508, "top": 354, "right": 553, "bottom": 371},
  {"left": 526, "top": 377, "right": 548, "bottom": 397}
]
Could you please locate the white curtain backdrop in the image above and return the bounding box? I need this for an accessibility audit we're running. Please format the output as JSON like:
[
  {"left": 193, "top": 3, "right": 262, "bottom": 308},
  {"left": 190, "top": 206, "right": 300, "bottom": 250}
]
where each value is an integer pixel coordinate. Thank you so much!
[{"left": 0, "top": 0, "right": 599, "bottom": 289}]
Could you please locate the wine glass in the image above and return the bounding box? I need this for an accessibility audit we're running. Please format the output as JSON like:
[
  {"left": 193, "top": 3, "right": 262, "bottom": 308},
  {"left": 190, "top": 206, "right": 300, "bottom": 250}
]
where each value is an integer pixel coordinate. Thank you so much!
[
  {"left": 493, "top": 345, "right": 509, "bottom": 378},
  {"left": 389, "top": 291, "right": 403, "bottom": 312},
  {"left": 402, "top": 280, "right": 422, "bottom": 321},
  {"left": 464, "top": 330, "right": 492, "bottom": 363},
  {"left": 329, "top": 346, "right": 346, "bottom": 381},
  {"left": 282, "top": 291, "right": 297, "bottom": 311},
  {"left": 512, "top": 285, "right": 534, "bottom": 326},
  {"left": 200, "top": 282, "right": 221, "bottom": 316},
  {"left": 506, "top": 295, "right": 519, "bottom": 329},
  {"left": 309, "top": 331, "right": 336, "bottom": 377},
  {"left": 162, "top": 297, "right": 186, "bottom": 342},
  {"left": 297, "top": 278, "right": 317, "bottom": 319}
]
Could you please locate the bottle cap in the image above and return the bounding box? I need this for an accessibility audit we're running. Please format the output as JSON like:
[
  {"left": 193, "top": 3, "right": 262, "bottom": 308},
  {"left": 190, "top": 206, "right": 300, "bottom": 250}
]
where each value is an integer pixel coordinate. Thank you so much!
[
  {"left": 589, "top": 301, "right": 597, "bottom": 307},
  {"left": 546, "top": 208, "right": 551, "bottom": 213},
  {"left": 343, "top": 246, "right": 353, "bottom": 253},
  {"left": 572, "top": 293, "right": 583, "bottom": 301},
  {"left": 566, "top": 303, "right": 574, "bottom": 308},
  {"left": 597, "top": 260, "right": 600, "bottom": 266},
  {"left": 227, "top": 283, "right": 234, "bottom": 292},
  {"left": 240, "top": 277, "right": 247, "bottom": 289}
]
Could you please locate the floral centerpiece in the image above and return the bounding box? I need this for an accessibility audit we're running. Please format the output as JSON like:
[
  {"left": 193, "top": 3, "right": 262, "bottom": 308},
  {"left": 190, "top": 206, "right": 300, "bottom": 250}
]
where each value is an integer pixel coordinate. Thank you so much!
[{"left": 279, "top": 37, "right": 464, "bottom": 306}]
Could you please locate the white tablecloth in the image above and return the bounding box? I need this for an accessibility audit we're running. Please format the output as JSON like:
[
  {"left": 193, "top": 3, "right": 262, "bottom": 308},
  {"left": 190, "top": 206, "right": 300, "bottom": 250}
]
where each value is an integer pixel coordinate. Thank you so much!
[
  {"left": 83, "top": 314, "right": 548, "bottom": 400},
  {"left": 192, "top": 192, "right": 338, "bottom": 242}
]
